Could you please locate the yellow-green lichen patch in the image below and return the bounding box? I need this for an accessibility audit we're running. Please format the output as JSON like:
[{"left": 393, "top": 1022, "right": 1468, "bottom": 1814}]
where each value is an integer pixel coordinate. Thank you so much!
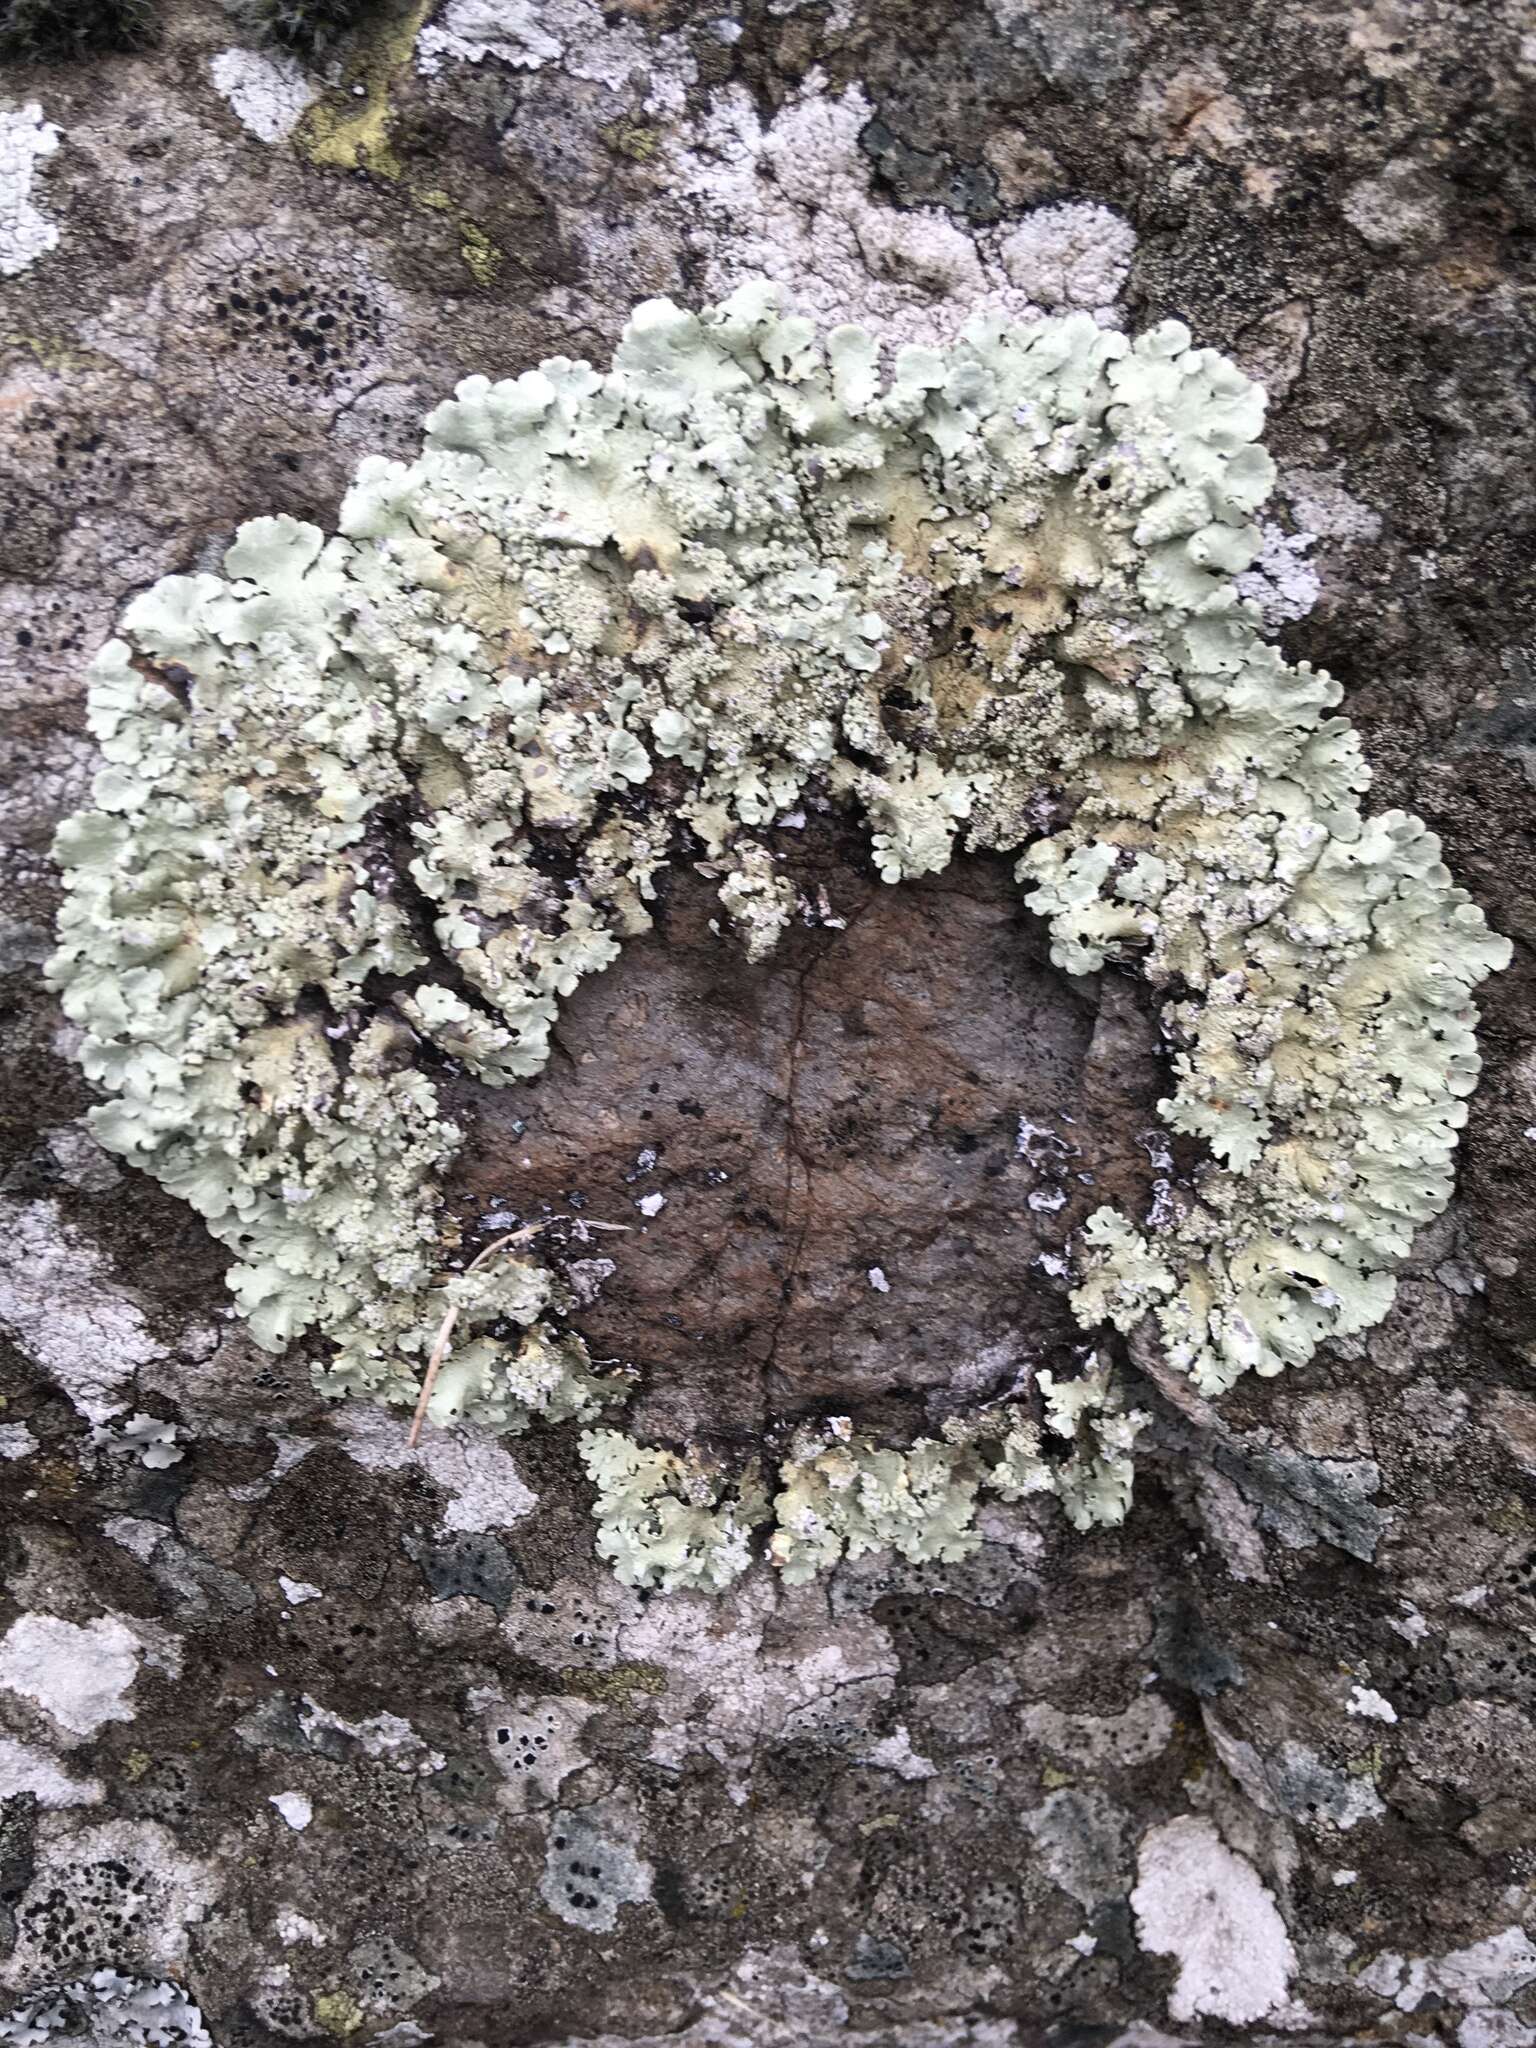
[
  {"left": 601, "top": 119, "right": 661, "bottom": 164},
  {"left": 293, "top": 0, "right": 431, "bottom": 178},
  {"left": 312, "top": 1989, "right": 366, "bottom": 2037},
  {"left": 559, "top": 1663, "right": 668, "bottom": 1706},
  {"left": 49, "top": 285, "right": 1510, "bottom": 1591},
  {"left": 457, "top": 218, "right": 502, "bottom": 287}
]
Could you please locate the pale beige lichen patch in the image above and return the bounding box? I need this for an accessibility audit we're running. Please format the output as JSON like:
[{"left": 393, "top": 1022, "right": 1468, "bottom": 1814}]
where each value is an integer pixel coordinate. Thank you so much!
[{"left": 49, "top": 284, "right": 1509, "bottom": 1591}]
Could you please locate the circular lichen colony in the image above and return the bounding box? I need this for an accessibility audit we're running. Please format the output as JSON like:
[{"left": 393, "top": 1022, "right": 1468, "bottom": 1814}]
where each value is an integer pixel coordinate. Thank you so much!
[{"left": 49, "top": 284, "right": 1510, "bottom": 1592}]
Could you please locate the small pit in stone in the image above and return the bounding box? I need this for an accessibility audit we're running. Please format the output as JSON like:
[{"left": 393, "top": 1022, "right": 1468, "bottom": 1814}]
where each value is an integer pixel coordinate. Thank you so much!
[{"left": 442, "top": 810, "right": 1170, "bottom": 1450}]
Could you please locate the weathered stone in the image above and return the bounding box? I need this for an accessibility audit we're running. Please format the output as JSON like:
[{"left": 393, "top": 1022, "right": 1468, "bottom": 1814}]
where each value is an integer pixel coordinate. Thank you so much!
[{"left": 1, "top": 0, "right": 1533, "bottom": 2038}]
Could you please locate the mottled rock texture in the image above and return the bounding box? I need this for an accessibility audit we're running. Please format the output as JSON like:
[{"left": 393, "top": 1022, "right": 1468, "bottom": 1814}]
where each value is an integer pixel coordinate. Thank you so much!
[{"left": 1, "top": 0, "right": 1534, "bottom": 2041}]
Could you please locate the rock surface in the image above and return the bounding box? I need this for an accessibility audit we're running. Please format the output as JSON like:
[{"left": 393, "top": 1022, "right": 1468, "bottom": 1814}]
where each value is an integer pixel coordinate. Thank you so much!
[{"left": 1, "top": 0, "right": 1535, "bottom": 2041}]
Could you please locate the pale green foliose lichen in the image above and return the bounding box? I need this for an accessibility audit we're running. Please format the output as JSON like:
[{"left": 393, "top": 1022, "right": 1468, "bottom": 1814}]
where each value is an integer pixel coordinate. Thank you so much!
[
  {"left": 578, "top": 1429, "right": 771, "bottom": 1593},
  {"left": 766, "top": 1361, "right": 1147, "bottom": 1584},
  {"left": 49, "top": 282, "right": 1509, "bottom": 1591}
]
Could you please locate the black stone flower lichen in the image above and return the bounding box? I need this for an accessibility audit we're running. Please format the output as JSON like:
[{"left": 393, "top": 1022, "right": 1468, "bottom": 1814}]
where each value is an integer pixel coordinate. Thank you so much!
[{"left": 0, "top": 0, "right": 157, "bottom": 62}]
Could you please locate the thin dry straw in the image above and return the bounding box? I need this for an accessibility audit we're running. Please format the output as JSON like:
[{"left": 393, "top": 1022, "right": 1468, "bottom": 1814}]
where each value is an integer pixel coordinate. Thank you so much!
[{"left": 408, "top": 1216, "right": 630, "bottom": 1448}]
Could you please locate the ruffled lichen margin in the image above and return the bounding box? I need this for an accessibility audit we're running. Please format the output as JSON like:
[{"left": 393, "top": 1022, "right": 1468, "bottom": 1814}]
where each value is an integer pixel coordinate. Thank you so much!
[{"left": 48, "top": 283, "right": 1510, "bottom": 1591}]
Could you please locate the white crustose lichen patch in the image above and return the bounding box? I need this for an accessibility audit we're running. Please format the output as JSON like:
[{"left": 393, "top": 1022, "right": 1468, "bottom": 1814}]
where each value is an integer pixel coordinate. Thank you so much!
[
  {"left": 0, "top": 1615, "right": 145, "bottom": 1745},
  {"left": 50, "top": 285, "right": 1509, "bottom": 1591},
  {"left": 0, "top": 1198, "right": 161, "bottom": 1426},
  {"left": 207, "top": 48, "right": 320, "bottom": 146},
  {"left": 671, "top": 83, "right": 1133, "bottom": 346},
  {"left": 1131, "top": 1815, "right": 1297, "bottom": 2026},
  {"left": 0, "top": 1972, "right": 210, "bottom": 2047},
  {"left": 0, "top": 102, "right": 61, "bottom": 279}
]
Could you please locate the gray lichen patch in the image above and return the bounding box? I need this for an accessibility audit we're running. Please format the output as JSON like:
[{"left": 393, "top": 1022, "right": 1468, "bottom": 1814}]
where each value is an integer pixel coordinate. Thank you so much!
[
  {"left": 539, "top": 1805, "right": 653, "bottom": 1933},
  {"left": 4, "top": 1816, "right": 219, "bottom": 1989},
  {"left": 48, "top": 285, "right": 1509, "bottom": 1592}
]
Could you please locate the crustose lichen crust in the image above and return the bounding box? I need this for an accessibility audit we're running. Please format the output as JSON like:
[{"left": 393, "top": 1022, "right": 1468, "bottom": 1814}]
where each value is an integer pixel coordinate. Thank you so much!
[{"left": 49, "top": 284, "right": 1510, "bottom": 1589}]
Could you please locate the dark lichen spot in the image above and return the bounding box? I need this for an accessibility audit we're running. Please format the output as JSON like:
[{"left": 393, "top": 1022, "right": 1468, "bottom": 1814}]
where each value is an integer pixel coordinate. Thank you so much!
[
  {"left": 1153, "top": 1593, "right": 1245, "bottom": 1699},
  {"left": 403, "top": 1529, "right": 519, "bottom": 1612},
  {"left": 208, "top": 264, "right": 383, "bottom": 394},
  {"left": 858, "top": 114, "right": 1001, "bottom": 223}
]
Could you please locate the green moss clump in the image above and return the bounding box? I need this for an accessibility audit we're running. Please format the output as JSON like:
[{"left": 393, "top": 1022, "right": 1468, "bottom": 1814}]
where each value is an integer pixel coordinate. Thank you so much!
[
  {"left": 221, "top": 0, "right": 386, "bottom": 57},
  {"left": 0, "top": 0, "right": 157, "bottom": 62}
]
